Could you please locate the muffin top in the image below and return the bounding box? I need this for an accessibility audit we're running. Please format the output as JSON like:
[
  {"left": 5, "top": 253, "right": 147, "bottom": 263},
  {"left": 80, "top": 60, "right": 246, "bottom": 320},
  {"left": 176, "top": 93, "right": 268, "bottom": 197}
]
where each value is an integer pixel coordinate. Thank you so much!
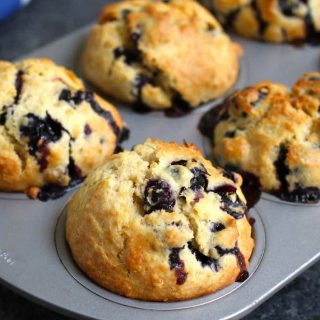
[
  {"left": 82, "top": 0, "right": 241, "bottom": 115},
  {"left": 207, "top": 73, "right": 320, "bottom": 203},
  {"left": 0, "top": 58, "right": 127, "bottom": 200},
  {"left": 200, "top": 0, "right": 320, "bottom": 43},
  {"left": 66, "top": 138, "right": 254, "bottom": 301}
]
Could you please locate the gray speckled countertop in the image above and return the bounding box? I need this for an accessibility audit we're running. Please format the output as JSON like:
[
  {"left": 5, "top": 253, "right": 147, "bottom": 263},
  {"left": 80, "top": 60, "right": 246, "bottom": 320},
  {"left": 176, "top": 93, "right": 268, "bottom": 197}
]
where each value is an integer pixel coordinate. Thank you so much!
[{"left": 0, "top": 1, "right": 319, "bottom": 319}]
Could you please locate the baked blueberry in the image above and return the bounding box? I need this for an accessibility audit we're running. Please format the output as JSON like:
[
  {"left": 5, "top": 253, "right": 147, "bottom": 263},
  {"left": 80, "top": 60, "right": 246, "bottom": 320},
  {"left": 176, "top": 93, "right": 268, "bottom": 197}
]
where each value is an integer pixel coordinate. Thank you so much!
[{"left": 144, "top": 179, "right": 175, "bottom": 213}]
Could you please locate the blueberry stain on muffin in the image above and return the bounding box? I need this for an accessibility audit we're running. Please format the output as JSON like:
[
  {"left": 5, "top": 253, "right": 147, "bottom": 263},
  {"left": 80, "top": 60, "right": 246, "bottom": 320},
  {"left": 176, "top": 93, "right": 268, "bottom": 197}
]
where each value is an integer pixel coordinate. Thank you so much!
[{"left": 168, "top": 247, "right": 188, "bottom": 285}]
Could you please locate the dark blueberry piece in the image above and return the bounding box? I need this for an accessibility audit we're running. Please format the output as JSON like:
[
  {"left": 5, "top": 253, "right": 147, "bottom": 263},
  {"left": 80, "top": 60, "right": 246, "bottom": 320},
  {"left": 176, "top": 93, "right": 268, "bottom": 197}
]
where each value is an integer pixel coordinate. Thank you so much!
[
  {"left": 237, "top": 171, "right": 261, "bottom": 209},
  {"left": 121, "top": 9, "right": 131, "bottom": 19},
  {"left": 113, "top": 47, "right": 124, "bottom": 59},
  {"left": 0, "top": 108, "right": 7, "bottom": 125},
  {"left": 59, "top": 89, "right": 72, "bottom": 102},
  {"left": 169, "top": 247, "right": 188, "bottom": 285},
  {"left": 233, "top": 247, "right": 249, "bottom": 282},
  {"left": 210, "top": 222, "right": 226, "bottom": 233},
  {"left": 198, "top": 102, "right": 230, "bottom": 139},
  {"left": 144, "top": 179, "right": 175, "bottom": 213},
  {"left": 206, "top": 23, "right": 216, "bottom": 33},
  {"left": 187, "top": 242, "right": 220, "bottom": 272},
  {"left": 216, "top": 245, "right": 249, "bottom": 282},
  {"left": 248, "top": 216, "right": 256, "bottom": 226},
  {"left": 20, "top": 112, "right": 67, "bottom": 171},
  {"left": 171, "top": 160, "right": 188, "bottom": 166},
  {"left": 71, "top": 90, "right": 86, "bottom": 105},
  {"left": 307, "top": 76, "right": 320, "bottom": 81},
  {"left": 209, "top": 184, "right": 245, "bottom": 219},
  {"left": 132, "top": 74, "right": 151, "bottom": 112},
  {"left": 68, "top": 157, "right": 82, "bottom": 181},
  {"left": 223, "top": 8, "right": 241, "bottom": 29},
  {"left": 133, "top": 74, "right": 148, "bottom": 98},
  {"left": 165, "top": 93, "right": 192, "bottom": 118},
  {"left": 131, "top": 32, "right": 141, "bottom": 43},
  {"left": 277, "top": 186, "right": 320, "bottom": 204},
  {"left": 113, "top": 47, "right": 141, "bottom": 65},
  {"left": 222, "top": 169, "right": 237, "bottom": 183},
  {"left": 223, "top": 165, "right": 261, "bottom": 209},
  {"left": 251, "top": 1, "right": 268, "bottom": 36},
  {"left": 0, "top": 71, "right": 24, "bottom": 125},
  {"left": 215, "top": 245, "right": 234, "bottom": 256},
  {"left": 225, "top": 131, "right": 236, "bottom": 138},
  {"left": 221, "top": 197, "right": 245, "bottom": 219},
  {"left": 303, "top": 10, "right": 320, "bottom": 45},
  {"left": 38, "top": 144, "right": 50, "bottom": 172},
  {"left": 36, "top": 184, "right": 68, "bottom": 201},
  {"left": 236, "top": 270, "right": 249, "bottom": 282},
  {"left": 278, "top": 1, "right": 300, "bottom": 17},
  {"left": 20, "top": 112, "right": 65, "bottom": 155},
  {"left": 190, "top": 167, "right": 208, "bottom": 191},
  {"left": 131, "top": 25, "right": 143, "bottom": 43},
  {"left": 114, "top": 145, "right": 124, "bottom": 154},
  {"left": 84, "top": 124, "right": 92, "bottom": 136},
  {"left": 35, "top": 178, "right": 83, "bottom": 202},
  {"left": 14, "top": 70, "right": 24, "bottom": 105},
  {"left": 213, "top": 184, "right": 237, "bottom": 194},
  {"left": 251, "top": 89, "right": 268, "bottom": 108},
  {"left": 118, "top": 126, "right": 130, "bottom": 143},
  {"left": 274, "top": 144, "right": 290, "bottom": 192}
]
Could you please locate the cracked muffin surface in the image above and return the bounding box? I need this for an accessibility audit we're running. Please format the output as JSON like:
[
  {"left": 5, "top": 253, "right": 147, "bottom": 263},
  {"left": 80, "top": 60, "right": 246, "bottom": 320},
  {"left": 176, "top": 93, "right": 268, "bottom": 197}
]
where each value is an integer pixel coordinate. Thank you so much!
[
  {"left": 204, "top": 73, "right": 320, "bottom": 203},
  {"left": 66, "top": 138, "right": 254, "bottom": 301},
  {"left": 82, "top": 0, "right": 241, "bottom": 115},
  {"left": 200, "top": 0, "right": 320, "bottom": 43},
  {"left": 0, "top": 58, "right": 128, "bottom": 200}
]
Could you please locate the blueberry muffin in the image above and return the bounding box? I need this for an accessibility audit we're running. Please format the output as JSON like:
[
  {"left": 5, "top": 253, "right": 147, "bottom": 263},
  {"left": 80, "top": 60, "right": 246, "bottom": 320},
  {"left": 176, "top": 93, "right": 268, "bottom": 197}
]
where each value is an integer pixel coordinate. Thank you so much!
[
  {"left": 82, "top": 0, "right": 242, "bottom": 115},
  {"left": 200, "top": 73, "right": 320, "bottom": 203},
  {"left": 0, "top": 58, "right": 128, "bottom": 201},
  {"left": 200, "top": 0, "right": 320, "bottom": 43},
  {"left": 66, "top": 138, "right": 254, "bottom": 301}
]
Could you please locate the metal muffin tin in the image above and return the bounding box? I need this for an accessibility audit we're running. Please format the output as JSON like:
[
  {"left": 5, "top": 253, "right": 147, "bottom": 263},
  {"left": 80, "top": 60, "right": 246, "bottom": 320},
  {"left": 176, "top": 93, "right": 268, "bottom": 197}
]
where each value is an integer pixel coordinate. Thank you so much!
[{"left": 1, "top": 23, "right": 320, "bottom": 320}]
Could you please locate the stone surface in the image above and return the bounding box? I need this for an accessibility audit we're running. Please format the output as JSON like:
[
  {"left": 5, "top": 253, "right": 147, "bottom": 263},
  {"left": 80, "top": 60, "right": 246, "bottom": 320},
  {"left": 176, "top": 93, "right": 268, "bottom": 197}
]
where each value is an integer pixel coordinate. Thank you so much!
[{"left": 0, "top": 0, "right": 319, "bottom": 319}]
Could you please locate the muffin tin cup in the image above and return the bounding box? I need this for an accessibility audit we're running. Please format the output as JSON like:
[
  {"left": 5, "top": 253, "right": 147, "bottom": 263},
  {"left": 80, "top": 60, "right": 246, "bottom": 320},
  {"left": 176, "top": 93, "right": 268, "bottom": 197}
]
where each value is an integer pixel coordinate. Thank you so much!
[
  {"left": 55, "top": 206, "right": 265, "bottom": 311},
  {"left": 1, "top": 16, "right": 320, "bottom": 320}
]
